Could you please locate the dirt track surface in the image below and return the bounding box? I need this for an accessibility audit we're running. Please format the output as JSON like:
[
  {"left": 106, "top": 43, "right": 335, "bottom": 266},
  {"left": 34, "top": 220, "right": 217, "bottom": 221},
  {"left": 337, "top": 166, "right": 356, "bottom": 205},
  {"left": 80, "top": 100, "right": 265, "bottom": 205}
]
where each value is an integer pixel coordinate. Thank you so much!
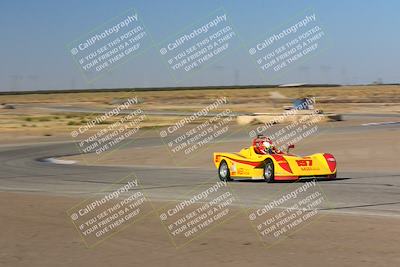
[{"left": 1, "top": 191, "right": 399, "bottom": 267}]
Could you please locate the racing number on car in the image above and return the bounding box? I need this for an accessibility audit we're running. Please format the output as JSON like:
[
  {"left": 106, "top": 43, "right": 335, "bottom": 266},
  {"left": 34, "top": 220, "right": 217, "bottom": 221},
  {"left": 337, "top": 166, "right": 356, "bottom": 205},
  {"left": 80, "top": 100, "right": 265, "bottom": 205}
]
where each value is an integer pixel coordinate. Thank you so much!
[{"left": 296, "top": 159, "right": 313, "bottom": 166}]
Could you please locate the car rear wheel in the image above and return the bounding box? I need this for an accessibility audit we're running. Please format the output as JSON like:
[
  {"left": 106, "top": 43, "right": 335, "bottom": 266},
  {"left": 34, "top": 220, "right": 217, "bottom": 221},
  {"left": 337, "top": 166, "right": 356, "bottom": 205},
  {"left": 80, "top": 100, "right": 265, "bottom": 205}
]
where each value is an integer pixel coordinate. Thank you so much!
[
  {"left": 218, "top": 160, "right": 231, "bottom": 181},
  {"left": 263, "top": 160, "right": 274, "bottom": 183}
]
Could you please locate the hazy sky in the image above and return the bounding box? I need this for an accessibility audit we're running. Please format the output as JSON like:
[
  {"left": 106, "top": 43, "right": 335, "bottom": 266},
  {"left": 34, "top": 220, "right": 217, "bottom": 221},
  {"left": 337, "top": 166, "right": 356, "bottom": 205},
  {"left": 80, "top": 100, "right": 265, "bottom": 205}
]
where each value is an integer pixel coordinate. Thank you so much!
[{"left": 0, "top": 0, "right": 399, "bottom": 91}]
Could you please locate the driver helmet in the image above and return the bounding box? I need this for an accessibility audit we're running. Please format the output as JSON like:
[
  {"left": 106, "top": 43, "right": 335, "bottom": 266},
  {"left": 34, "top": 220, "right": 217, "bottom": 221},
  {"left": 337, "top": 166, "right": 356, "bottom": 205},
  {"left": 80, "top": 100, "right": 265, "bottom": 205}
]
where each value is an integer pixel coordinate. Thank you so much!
[{"left": 253, "top": 136, "right": 274, "bottom": 154}]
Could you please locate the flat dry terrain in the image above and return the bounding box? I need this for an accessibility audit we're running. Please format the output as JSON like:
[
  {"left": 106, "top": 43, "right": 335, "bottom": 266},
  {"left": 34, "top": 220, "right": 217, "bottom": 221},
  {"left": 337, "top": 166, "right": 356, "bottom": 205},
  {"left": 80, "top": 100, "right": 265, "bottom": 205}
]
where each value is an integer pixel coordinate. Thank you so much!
[
  {"left": 1, "top": 191, "right": 399, "bottom": 267},
  {"left": 63, "top": 124, "right": 400, "bottom": 172},
  {"left": 0, "top": 85, "right": 399, "bottom": 143}
]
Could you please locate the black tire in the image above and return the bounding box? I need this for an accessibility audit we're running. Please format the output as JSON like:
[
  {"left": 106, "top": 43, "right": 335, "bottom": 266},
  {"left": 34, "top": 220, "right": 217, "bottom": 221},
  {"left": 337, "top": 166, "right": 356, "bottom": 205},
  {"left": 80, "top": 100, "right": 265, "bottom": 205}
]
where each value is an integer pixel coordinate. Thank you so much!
[
  {"left": 218, "top": 160, "right": 231, "bottom": 181},
  {"left": 263, "top": 159, "right": 275, "bottom": 183}
]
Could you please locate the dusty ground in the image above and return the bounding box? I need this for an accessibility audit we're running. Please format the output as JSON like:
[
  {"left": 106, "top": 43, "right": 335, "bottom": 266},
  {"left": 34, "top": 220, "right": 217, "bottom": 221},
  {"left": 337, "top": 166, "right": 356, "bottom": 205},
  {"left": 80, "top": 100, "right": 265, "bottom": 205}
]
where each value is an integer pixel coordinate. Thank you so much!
[
  {"left": 63, "top": 122, "right": 400, "bottom": 172},
  {"left": 1, "top": 191, "right": 399, "bottom": 267},
  {"left": 1, "top": 85, "right": 400, "bottom": 111},
  {"left": 0, "top": 85, "right": 399, "bottom": 144}
]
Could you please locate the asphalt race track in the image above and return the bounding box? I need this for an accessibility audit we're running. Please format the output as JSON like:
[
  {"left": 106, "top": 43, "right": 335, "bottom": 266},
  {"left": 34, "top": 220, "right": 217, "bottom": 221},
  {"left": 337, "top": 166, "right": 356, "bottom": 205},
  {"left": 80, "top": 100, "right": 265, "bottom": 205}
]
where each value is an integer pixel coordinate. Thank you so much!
[{"left": 1, "top": 120, "right": 399, "bottom": 218}]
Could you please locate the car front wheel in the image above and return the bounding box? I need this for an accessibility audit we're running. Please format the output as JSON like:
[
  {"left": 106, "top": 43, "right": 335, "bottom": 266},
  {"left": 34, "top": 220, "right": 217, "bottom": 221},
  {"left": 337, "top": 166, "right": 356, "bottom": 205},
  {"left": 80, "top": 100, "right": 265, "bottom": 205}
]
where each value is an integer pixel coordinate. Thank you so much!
[
  {"left": 218, "top": 160, "right": 231, "bottom": 181},
  {"left": 263, "top": 160, "right": 275, "bottom": 183}
]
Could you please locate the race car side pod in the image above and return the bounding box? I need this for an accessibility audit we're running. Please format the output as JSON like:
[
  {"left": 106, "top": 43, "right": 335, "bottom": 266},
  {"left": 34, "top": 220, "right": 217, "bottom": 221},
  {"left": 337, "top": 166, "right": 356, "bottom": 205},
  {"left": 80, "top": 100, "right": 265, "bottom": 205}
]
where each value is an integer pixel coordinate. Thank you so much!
[
  {"left": 271, "top": 154, "right": 293, "bottom": 174},
  {"left": 323, "top": 153, "right": 336, "bottom": 172}
]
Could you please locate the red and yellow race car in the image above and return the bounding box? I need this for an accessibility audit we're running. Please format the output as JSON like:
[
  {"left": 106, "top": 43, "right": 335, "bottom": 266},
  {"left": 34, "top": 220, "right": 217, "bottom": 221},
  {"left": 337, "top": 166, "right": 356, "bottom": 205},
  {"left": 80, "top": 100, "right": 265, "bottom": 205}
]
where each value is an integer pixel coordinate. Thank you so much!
[{"left": 213, "top": 135, "right": 336, "bottom": 182}]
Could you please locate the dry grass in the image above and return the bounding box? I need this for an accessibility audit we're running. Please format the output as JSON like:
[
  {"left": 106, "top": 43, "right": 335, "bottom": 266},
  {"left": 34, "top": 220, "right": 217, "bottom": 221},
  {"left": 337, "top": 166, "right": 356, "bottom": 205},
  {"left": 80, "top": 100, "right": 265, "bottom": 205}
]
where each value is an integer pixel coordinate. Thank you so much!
[
  {"left": 1, "top": 85, "right": 399, "bottom": 106},
  {"left": 0, "top": 85, "right": 399, "bottom": 139}
]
